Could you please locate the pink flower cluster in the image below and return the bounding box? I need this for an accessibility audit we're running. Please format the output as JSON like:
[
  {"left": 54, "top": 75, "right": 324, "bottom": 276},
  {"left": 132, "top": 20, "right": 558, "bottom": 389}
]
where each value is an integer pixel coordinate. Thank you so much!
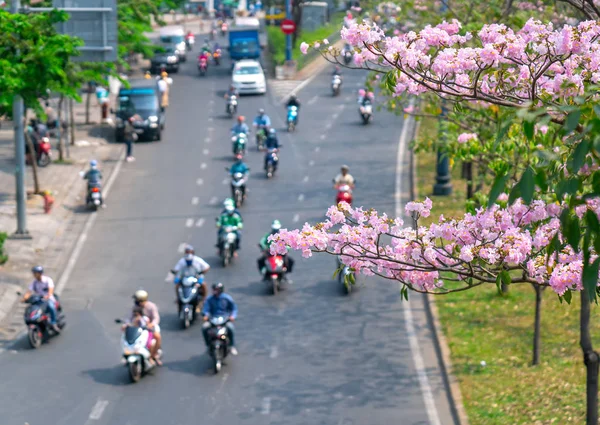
[
  {"left": 457, "top": 133, "right": 478, "bottom": 143},
  {"left": 338, "top": 18, "right": 600, "bottom": 106},
  {"left": 269, "top": 199, "right": 600, "bottom": 296}
]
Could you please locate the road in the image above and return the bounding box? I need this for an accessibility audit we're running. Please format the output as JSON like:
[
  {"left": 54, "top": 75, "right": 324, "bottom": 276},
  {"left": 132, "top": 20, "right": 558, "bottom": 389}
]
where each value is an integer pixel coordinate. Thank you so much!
[{"left": 0, "top": 35, "right": 457, "bottom": 425}]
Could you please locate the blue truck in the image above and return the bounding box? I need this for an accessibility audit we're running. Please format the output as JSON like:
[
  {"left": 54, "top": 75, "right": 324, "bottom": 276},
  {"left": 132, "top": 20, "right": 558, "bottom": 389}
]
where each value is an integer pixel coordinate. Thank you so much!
[{"left": 228, "top": 17, "right": 262, "bottom": 62}]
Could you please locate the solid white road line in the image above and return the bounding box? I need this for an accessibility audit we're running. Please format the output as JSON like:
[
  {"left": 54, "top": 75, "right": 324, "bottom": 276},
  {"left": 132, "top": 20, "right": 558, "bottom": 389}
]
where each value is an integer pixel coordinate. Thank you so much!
[
  {"left": 192, "top": 197, "right": 199, "bottom": 205},
  {"left": 185, "top": 218, "right": 194, "bottom": 227},
  {"left": 197, "top": 178, "right": 204, "bottom": 186},
  {"left": 56, "top": 152, "right": 124, "bottom": 294},
  {"left": 195, "top": 218, "right": 205, "bottom": 227},
  {"left": 396, "top": 98, "right": 442, "bottom": 425},
  {"left": 88, "top": 399, "right": 109, "bottom": 421}
]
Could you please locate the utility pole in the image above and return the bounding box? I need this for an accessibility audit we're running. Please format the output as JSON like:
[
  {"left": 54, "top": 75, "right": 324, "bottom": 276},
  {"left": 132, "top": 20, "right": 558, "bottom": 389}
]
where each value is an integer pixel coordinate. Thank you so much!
[
  {"left": 285, "top": 0, "right": 292, "bottom": 61},
  {"left": 433, "top": 0, "right": 452, "bottom": 196},
  {"left": 10, "top": 0, "right": 31, "bottom": 239}
]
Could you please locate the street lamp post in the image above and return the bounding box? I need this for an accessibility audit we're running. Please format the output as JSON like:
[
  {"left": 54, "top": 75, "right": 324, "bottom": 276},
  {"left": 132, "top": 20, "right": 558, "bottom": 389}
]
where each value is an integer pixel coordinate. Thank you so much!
[{"left": 285, "top": 0, "right": 292, "bottom": 62}]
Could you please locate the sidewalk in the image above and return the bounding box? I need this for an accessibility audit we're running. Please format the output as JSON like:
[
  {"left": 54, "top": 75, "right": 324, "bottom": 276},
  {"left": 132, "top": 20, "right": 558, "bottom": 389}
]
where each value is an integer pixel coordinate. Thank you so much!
[{"left": 0, "top": 100, "right": 123, "bottom": 343}]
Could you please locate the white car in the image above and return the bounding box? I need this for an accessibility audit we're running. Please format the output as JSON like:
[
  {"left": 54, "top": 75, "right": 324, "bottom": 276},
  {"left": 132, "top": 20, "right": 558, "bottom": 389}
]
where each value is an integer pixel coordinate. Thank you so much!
[{"left": 232, "top": 60, "right": 267, "bottom": 95}]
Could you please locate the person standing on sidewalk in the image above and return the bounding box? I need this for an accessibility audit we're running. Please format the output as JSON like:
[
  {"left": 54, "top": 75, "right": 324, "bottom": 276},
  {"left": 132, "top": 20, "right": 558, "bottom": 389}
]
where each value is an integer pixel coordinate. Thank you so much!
[{"left": 123, "top": 114, "right": 140, "bottom": 162}]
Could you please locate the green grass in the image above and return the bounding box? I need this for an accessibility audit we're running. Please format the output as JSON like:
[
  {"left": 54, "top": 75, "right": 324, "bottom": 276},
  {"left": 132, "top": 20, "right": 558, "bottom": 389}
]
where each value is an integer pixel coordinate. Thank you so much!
[
  {"left": 0, "top": 231, "right": 8, "bottom": 265},
  {"left": 266, "top": 12, "right": 345, "bottom": 67},
  {"left": 416, "top": 117, "right": 600, "bottom": 424}
]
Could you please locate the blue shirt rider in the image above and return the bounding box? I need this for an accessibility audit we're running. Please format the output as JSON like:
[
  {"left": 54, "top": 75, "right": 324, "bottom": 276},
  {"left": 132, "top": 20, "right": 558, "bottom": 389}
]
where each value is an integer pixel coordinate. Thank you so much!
[
  {"left": 201, "top": 282, "right": 238, "bottom": 355},
  {"left": 231, "top": 115, "right": 249, "bottom": 135},
  {"left": 253, "top": 108, "right": 271, "bottom": 128},
  {"left": 229, "top": 158, "right": 249, "bottom": 199}
]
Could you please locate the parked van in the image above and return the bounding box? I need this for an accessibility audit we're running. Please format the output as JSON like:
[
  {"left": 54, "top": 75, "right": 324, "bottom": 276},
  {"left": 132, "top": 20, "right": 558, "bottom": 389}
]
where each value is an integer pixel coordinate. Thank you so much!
[
  {"left": 159, "top": 26, "right": 187, "bottom": 62},
  {"left": 115, "top": 79, "right": 165, "bottom": 142}
]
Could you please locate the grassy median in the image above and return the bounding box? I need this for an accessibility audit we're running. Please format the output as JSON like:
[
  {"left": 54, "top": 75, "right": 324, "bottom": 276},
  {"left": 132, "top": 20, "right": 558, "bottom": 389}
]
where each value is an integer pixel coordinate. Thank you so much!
[{"left": 415, "top": 117, "right": 600, "bottom": 424}]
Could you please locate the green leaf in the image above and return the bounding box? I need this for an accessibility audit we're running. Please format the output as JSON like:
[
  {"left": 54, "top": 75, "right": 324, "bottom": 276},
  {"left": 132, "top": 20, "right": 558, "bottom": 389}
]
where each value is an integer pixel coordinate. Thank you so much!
[
  {"left": 565, "top": 109, "right": 582, "bottom": 134},
  {"left": 508, "top": 181, "right": 521, "bottom": 205},
  {"left": 493, "top": 120, "right": 513, "bottom": 150},
  {"left": 582, "top": 258, "right": 600, "bottom": 302},
  {"left": 385, "top": 71, "right": 397, "bottom": 93},
  {"left": 563, "top": 290, "right": 573, "bottom": 305},
  {"left": 488, "top": 174, "right": 509, "bottom": 207},
  {"left": 523, "top": 120, "right": 534, "bottom": 141},
  {"left": 520, "top": 167, "right": 535, "bottom": 204},
  {"left": 495, "top": 274, "right": 502, "bottom": 294},
  {"left": 535, "top": 169, "right": 548, "bottom": 192},
  {"left": 499, "top": 270, "right": 512, "bottom": 286},
  {"left": 569, "top": 140, "right": 590, "bottom": 174},
  {"left": 586, "top": 210, "right": 600, "bottom": 234},
  {"left": 565, "top": 215, "right": 581, "bottom": 252}
]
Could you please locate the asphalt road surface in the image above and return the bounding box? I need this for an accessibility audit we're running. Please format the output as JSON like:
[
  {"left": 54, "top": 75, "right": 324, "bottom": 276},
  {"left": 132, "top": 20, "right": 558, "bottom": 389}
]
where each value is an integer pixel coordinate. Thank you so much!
[{"left": 0, "top": 35, "right": 457, "bottom": 425}]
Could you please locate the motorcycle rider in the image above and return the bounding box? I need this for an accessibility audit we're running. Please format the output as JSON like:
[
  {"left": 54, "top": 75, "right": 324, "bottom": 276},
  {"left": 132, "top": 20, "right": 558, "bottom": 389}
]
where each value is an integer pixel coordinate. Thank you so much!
[
  {"left": 231, "top": 115, "right": 249, "bottom": 136},
  {"left": 221, "top": 198, "right": 243, "bottom": 219},
  {"left": 83, "top": 159, "right": 103, "bottom": 206},
  {"left": 202, "top": 282, "right": 238, "bottom": 356},
  {"left": 253, "top": 108, "right": 271, "bottom": 129},
  {"left": 21, "top": 266, "right": 60, "bottom": 333},
  {"left": 264, "top": 128, "right": 280, "bottom": 170},
  {"left": 198, "top": 50, "right": 210, "bottom": 70},
  {"left": 258, "top": 220, "right": 294, "bottom": 282},
  {"left": 216, "top": 204, "right": 244, "bottom": 252},
  {"left": 131, "top": 290, "right": 162, "bottom": 365},
  {"left": 229, "top": 157, "right": 249, "bottom": 199},
  {"left": 333, "top": 165, "right": 355, "bottom": 188},
  {"left": 285, "top": 94, "right": 301, "bottom": 124},
  {"left": 332, "top": 65, "right": 343, "bottom": 78},
  {"left": 172, "top": 247, "right": 210, "bottom": 312},
  {"left": 201, "top": 39, "right": 211, "bottom": 54}
]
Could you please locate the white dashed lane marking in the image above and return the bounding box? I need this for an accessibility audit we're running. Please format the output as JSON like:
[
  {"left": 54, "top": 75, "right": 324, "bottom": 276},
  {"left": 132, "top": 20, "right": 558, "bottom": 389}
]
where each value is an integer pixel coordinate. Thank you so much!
[
  {"left": 197, "top": 178, "right": 204, "bottom": 185},
  {"left": 192, "top": 197, "right": 199, "bottom": 205},
  {"left": 303, "top": 176, "right": 309, "bottom": 183},
  {"left": 185, "top": 218, "right": 194, "bottom": 227},
  {"left": 201, "top": 163, "right": 207, "bottom": 169},
  {"left": 293, "top": 214, "right": 300, "bottom": 222},
  {"left": 209, "top": 196, "right": 218, "bottom": 205},
  {"left": 309, "top": 160, "right": 315, "bottom": 166},
  {"left": 196, "top": 218, "right": 205, "bottom": 227},
  {"left": 298, "top": 194, "right": 305, "bottom": 201}
]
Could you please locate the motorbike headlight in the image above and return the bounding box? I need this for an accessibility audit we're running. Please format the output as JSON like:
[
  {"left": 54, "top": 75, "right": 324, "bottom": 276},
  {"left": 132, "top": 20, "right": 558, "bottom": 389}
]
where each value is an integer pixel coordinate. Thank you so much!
[
  {"left": 148, "top": 116, "right": 158, "bottom": 123},
  {"left": 167, "top": 56, "right": 176, "bottom": 63}
]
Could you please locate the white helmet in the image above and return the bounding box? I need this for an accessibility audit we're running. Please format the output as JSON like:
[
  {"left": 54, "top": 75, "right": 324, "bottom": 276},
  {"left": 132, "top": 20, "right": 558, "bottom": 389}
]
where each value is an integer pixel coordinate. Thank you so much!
[
  {"left": 271, "top": 220, "right": 282, "bottom": 231},
  {"left": 133, "top": 290, "right": 148, "bottom": 302}
]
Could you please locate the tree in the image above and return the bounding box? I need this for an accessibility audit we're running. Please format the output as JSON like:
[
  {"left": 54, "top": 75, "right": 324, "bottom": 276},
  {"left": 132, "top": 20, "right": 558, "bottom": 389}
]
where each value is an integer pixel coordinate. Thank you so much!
[{"left": 293, "top": 18, "right": 600, "bottom": 424}]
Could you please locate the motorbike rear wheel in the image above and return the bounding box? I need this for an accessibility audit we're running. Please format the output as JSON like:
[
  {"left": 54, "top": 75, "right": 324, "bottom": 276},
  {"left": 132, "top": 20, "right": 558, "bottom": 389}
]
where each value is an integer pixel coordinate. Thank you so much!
[
  {"left": 287, "top": 121, "right": 295, "bottom": 132},
  {"left": 234, "top": 189, "right": 243, "bottom": 207},
  {"left": 38, "top": 152, "right": 51, "bottom": 167},
  {"left": 271, "top": 276, "right": 278, "bottom": 295},
  {"left": 266, "top": 164, "right": 274, "bottom": 179}
]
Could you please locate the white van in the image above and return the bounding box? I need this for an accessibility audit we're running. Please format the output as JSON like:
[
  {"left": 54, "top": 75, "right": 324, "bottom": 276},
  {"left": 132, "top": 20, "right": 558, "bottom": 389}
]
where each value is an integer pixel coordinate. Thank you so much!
[{"left": 159, "top": 26, "right": 187, "bottom": 62}]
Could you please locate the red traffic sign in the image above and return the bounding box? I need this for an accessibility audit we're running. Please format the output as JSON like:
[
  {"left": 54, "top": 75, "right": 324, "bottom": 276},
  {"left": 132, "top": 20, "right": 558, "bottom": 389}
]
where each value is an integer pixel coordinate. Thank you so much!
[{"left": 280, "top": 19, "right": 296, "bottom": 35}]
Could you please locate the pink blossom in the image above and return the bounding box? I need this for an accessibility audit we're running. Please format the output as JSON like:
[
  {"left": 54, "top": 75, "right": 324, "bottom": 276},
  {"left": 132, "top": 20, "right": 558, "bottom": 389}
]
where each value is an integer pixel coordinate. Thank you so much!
[
  {"left": 300, "top": 42, "right": 309, "bottom": 54},
  {"left": 314, "top": 42, "right": 321, "bottom": 49},
  {"left": 323, "top": 39, "right": 329, "bottom": 45},
  {"left": 457, "top": 133, "right": 478, "bottom": 143},
  {"left": 404, "top": 105, "right": 415, "bottom": 113}
]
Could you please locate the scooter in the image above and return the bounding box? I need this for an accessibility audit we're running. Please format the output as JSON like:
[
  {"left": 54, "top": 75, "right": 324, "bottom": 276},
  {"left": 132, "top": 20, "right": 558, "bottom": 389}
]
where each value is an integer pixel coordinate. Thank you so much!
[
  {"left": 218, "top": 225, "right": 238, "bottom": 267},
  {"left": 115, "top": 319, "right": 161, "bottom": 383},
  {"left": 332, "top": 75, "right": 342, "bottom": 96},
  {"left": 265, "top": 148, "right": 279, "bottom": 179},
  {"left": 185, "top": 35, "right": 195, "bottom": 51},
  {"left": 261, "top": 251, "right": 287, "bottom": 295},
  {"left": 336, "top": 256, "right": 356, "bottom": 294},
  {"left": 335, "top": 183, "right": 353, "bottom": 205},
  {"left": 287, "top": 106, "right": 298, "bottom": 132},
  {"left": 198, "top": 57, "right": 208, "bottom": 76},
  {"left": 226, "top": 168, "right": 248, "bottom": 207},
  {"left": 26, "top": 137, "right": 52, "bottom": 167},
  {"left": 79, "top": 171, "right": 103, "bottom": 210},
  {"left": 360, "top": 100, "right": 373, "bottom": 125},
  {"left": 343, "top": 50, "right": 353, "bottom": 65},
  {"left": 220, "top": 23, "right": 228, "bottom": 36},
  {"left": 226, "top": 95, "right": 237, "bottom": 116},
  {"left": 19, "top": 292, "right": 66, "bottom": 349},
  {"left": 175, "top": 275, "right": 204, "bottom": 329},
  {"left": 207, "top": 316, "right": 231, "bottom": 373},
  {"left": 213, "top": 49, "right": 221, "bottom": 66},
  {"left": 231, "top": 132, "right": 247, "bottom": 159}
]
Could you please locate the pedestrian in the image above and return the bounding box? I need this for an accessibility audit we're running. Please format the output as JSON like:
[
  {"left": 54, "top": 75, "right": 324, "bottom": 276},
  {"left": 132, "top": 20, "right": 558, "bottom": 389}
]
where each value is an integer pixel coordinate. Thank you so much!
[
  {"left": 157, "top": 72, "right": 172, "bottom": 111},
  {"left": 123, "top": 114, "right": 139, "bottom": 162}
]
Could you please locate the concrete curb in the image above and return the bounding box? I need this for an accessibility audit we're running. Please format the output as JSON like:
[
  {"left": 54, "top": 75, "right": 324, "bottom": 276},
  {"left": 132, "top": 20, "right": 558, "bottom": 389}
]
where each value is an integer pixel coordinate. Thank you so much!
[{"left": 409, "top": 118, "right": 470, "bottom": 425}]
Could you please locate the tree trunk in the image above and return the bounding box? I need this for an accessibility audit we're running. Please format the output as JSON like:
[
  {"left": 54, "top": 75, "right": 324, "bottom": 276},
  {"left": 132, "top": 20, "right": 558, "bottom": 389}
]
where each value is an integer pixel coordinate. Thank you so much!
[
  {"left": 69, "top": 98, "right": 76, "bottom": 146},
  {"left": 85, "top": 83, "right": 92, "bottom": 125},
  {"left": 23, "top": 130, "right": 41, "bottom": 195},
  {"left": 462, "top": 161, "right": 474, "bottom": 199},
  {"left": 581, "top": 289, "right": 599, "bottom": 425},
  {"left": 532, "top": 284, "right": 544, "bottom": 366},
  {"left": 57, "top": 95, "right": 65, "bottom": 161}
]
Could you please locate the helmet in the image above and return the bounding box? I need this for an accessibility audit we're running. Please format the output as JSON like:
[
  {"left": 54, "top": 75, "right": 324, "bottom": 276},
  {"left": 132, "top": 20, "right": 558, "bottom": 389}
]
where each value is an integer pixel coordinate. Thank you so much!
[
  {"left": 271, "top": 220, "right": 282, "bottom": 233},
  {"left": 184, "top": 244, "right": 195, "bottom": 254},
  {"left": 90, "top": 159, "right": 97, "bottom": 168},
  {"left": 212, "top": 282, "right": 224, "bottom": 293},
  {"left": 269, "top": 128, "right": 276, "bottom": 135},
  {"left": 223, "top": 198, "right": 234, "bottom": 208},
  {"left": 185, "top": 253, "right": 194, "bottom": 266},
  {"left": 31, "top": 265, "right": 44, "bottom": 274},
  {"left": 341, "top": 164, "right": 349, "bottom": 172},
  {"left": 237, "top": 116, "right": 245, "bottom": 123},
  {"left": 133, "top": 290, "right": 148, "bottom": 302},
  {"left": 225, "top": 204, "right": 235, "bottom": 213},
  {"left": 258, "top": 108, "right": 265, "bottom": 115}
]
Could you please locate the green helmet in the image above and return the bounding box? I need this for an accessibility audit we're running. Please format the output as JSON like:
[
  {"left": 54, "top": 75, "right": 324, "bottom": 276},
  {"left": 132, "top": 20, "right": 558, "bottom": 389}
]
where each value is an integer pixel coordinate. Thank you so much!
[{"left": 223, "top": 198, "right": 234, "bottom": 208}]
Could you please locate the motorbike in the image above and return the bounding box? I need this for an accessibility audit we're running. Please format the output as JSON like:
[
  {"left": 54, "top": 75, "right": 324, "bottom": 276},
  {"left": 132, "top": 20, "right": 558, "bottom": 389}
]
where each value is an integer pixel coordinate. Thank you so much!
[
  {"left": 207, "top": 315, "right": 231, "bottom": 373},
  {"left": 26, "top": 136, "right": 52, "bottom": 167},
  {"left": 80, "top": 171, "right": 103, "bottom": 210},
  {"left": 198, "top": 57, "right": 208, "bottom": 76},
  {"left": 287, "top": 106, "right": 298, "bottom": 132},
  {"left": 231, "top": 132, "right": 247, "bottom": 159},
  {"left": 228, "top": 170, "right": 247, "bottom": 207},
  {"left": 115, "top": 318, "right": 161, "bottom": 383},
  {"left": 343, "top": 50, "right": 353, "bottom": 65},
  {"left": 336, "top": 256, "right": 356, "bottom": 294},
  {"left": 265, "top": 148, "right": 279, "bottom": 179},
  {"left": 255, "top": 126, "right": 267, "bottom": 150},
  {"left": 262, "top": 251, "right": 287, "bottom": 295},
  {"left": 332, "top": 75, "right": 342, "bottom": 96},
  {"left": 335, "top": 183, "right": 353, "bottom": 205},
  {"left": 220, "top": 23, "right": 228, "bottom": 36},
  {"left": 176, "top": 274, "right": 204, "bottom": 329},
  {"left": 213, "top": 49, "right": 221, "bottom": 65},
  {"left": 360, "top": 100, "right": 373, "bottom": 125},
  {"left": 226, "top": 95, "right": 237, "bottom": 116},
  {"left": 20, "top": 292, "right": 65, "bottom": 349},
  {"left": 185, "top": 35, "right": 195, "bottom": 51},
  {"left": 218, "top": 225, "right": 238, "bottom": 267}
]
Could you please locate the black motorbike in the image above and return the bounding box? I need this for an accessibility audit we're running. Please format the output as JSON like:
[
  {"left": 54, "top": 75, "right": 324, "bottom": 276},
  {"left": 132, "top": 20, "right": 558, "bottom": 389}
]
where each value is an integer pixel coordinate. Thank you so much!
[
  {"left": 86, "top": 182, "right": 103, "bottom": 210},
  {"left": 207, "top": 316, "right": 231, "bottom": 373},
  {"left": 176, "top": 274, "right": 204, "bottom": 329},
  {"left": 20, "top": 293, "right": 65, "bottom": 349}
]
